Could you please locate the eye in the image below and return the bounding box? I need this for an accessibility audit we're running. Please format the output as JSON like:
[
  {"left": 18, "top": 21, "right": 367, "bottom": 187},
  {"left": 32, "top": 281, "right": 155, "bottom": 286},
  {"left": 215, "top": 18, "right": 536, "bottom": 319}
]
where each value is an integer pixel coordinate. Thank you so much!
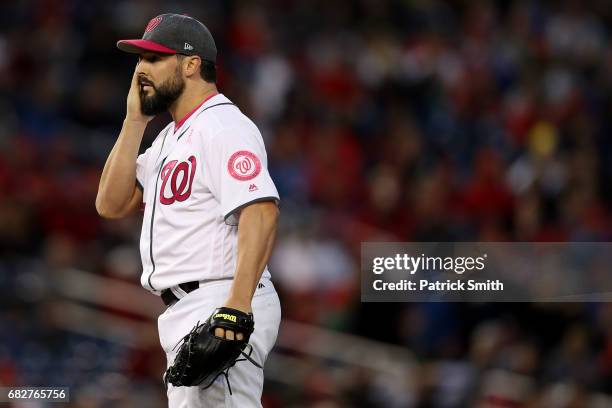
[{"left": 139, "top": 55, "right": 160, "bottom": 63}]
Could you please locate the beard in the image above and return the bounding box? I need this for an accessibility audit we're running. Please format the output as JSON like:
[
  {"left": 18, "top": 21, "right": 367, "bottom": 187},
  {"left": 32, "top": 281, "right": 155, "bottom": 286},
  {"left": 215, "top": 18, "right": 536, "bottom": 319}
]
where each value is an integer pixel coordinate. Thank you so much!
[{"left": 139, "top": 69, "right": 185, "bottom": 116}]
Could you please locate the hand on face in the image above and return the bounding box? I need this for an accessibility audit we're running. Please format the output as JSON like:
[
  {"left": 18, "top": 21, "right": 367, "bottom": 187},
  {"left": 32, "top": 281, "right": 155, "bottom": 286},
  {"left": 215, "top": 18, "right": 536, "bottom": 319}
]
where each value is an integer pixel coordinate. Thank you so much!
[{"left": 125, "top": 63, "right": 155, "bottom": 124}]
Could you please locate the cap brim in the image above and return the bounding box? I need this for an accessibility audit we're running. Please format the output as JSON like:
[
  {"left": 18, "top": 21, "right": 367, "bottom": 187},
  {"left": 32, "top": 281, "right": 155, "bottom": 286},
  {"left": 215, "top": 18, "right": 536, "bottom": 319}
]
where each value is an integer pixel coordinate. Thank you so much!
[{"left": 116, "top": 39, "right": 177, "bottom": 54}]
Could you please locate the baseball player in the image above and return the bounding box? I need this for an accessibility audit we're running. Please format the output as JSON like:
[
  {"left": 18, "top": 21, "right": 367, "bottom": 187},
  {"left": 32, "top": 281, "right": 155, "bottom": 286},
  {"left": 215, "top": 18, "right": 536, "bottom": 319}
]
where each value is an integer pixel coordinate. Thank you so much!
[{"left": 95, "top": 13, "right": 281, "bottom": 407}]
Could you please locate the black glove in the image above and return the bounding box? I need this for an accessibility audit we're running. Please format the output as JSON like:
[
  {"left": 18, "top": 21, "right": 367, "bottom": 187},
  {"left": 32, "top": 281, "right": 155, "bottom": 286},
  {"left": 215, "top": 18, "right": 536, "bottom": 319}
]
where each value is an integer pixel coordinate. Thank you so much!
[{"left": 163, "top": 307, "right": 262, "bottom": 393}]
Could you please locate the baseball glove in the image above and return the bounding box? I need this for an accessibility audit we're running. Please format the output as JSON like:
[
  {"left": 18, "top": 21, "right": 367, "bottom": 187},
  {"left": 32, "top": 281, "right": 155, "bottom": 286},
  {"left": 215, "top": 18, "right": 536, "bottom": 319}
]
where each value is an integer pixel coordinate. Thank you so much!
[{"left": 163, "top": 307, "right": 262, "bottom": 394}]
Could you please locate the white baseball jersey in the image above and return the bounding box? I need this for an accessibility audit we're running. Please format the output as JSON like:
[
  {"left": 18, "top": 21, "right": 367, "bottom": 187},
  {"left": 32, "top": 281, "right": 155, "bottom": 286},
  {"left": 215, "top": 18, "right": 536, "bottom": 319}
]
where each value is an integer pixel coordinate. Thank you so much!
[{"left": 135, "top": 93, "right": 279, "bottom": 294}]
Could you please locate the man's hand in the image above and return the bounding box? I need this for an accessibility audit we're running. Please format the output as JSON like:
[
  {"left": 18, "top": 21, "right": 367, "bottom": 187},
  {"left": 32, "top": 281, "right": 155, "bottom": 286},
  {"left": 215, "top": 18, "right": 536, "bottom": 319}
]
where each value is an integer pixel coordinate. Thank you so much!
[
  {"left": 126, "top": 63, "right": 154, "bottom": 124},
  {"left": 214, "top": 297, "right": 251, "bottom": 341},
  {"left": 96, "top": 64, "right": 151, "bottom": 219}
]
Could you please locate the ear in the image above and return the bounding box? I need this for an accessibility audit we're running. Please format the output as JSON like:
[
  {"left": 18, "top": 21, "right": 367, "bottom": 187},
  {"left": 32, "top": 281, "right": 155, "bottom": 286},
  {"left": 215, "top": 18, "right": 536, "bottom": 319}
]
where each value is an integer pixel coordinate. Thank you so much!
[{"left": 182, "top": 55, "right": 201, "bottom": 78}]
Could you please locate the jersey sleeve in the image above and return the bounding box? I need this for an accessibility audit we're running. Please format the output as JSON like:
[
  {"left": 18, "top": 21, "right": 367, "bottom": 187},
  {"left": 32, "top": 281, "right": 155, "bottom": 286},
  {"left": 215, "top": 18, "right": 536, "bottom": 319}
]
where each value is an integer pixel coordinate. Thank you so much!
[{"left": 204, "top": 126, "right": 279, "bottom": 225}]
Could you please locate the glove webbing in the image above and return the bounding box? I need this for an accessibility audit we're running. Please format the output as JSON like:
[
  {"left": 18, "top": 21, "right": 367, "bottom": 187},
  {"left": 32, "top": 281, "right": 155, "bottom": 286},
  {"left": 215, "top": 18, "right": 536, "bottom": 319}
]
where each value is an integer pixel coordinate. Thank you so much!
[{"left": 164, "top": 322, "right": 202, "bottom": 390}]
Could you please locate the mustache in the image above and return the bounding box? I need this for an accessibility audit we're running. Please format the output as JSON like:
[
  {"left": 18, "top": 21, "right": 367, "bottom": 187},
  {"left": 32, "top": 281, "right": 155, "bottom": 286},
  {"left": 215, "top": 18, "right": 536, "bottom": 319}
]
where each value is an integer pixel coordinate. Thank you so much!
[{"left": 138, "top": 77, "right": 154, "bottom": 87}]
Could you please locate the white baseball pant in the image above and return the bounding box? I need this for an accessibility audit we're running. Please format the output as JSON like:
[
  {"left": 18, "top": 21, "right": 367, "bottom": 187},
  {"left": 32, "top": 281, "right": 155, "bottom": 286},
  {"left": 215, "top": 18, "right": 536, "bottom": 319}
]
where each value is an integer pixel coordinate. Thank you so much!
[{"left": 157, "top": 277, "right": 281, "bottom": 407}]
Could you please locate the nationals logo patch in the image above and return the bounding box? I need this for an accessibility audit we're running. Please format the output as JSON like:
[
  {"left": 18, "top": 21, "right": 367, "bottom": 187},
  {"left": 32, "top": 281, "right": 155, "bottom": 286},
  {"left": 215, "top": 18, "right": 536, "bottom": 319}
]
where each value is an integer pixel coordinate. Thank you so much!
[{"left": 228, "top": 150, "right": 261, "bottom": 181}]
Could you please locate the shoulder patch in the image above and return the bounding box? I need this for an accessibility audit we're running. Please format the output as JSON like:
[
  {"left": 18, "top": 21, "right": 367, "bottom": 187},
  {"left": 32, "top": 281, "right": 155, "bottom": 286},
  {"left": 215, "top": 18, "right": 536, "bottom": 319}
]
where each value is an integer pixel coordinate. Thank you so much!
[{"left": 227, "top": 150, "right": 261, "bottom": 181}]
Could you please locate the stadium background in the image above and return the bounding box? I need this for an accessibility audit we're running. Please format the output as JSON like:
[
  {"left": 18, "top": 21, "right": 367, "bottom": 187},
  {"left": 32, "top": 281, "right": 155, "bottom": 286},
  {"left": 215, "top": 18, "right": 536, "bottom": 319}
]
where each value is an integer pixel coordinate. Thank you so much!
[{"left": 0, "top": 0, "right": 611, "bottom": 406}]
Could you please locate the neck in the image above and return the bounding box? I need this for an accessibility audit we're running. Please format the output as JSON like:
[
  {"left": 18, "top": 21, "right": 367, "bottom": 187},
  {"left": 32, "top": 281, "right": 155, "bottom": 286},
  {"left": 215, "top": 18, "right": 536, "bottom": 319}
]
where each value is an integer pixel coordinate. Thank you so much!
[{"left": 169, "top": 82, "right": 218, "bottom": 124}]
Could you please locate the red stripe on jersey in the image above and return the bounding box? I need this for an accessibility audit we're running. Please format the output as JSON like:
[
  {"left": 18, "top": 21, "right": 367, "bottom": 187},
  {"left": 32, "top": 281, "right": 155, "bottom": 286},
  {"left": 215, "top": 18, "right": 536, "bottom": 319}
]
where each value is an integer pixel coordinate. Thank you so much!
[{"left": 174, "top": 92, "right": 218, "bottom": 132}]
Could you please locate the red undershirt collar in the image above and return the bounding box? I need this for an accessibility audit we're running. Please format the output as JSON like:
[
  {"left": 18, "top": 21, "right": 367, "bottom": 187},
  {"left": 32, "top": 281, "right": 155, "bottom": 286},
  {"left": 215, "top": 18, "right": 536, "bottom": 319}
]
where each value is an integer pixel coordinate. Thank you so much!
[{"left": 174, "top": 92, "right": 218, "bottom": 132}]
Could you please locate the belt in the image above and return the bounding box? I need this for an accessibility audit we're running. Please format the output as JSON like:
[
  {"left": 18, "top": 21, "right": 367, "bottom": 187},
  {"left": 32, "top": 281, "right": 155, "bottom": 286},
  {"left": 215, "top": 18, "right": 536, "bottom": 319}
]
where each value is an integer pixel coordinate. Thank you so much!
[
  {"left": 160, "top": 279, "right": 267, "bottom": 307},
  {"left": 160, "top": 281, "right": 200, "bottom": 307}
]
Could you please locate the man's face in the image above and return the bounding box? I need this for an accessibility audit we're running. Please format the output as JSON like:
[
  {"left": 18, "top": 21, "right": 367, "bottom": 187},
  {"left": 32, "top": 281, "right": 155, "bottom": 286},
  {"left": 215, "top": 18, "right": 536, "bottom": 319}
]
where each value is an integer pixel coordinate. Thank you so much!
[{"left": 137, "top": 52, "right": 185, "bottom": 116}]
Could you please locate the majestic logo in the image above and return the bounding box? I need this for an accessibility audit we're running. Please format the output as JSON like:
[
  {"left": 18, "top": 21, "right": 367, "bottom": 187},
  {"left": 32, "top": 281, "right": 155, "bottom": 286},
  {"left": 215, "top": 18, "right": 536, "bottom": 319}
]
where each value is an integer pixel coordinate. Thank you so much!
[
  {"left": 145, "top": 16, "right": 163, "bottom": 33},
  {"left": 159, "top": 156, "right": 197, "bottom": 205},
  {"left": 228, "top": 151, "right": 261, "bottom": 181}
]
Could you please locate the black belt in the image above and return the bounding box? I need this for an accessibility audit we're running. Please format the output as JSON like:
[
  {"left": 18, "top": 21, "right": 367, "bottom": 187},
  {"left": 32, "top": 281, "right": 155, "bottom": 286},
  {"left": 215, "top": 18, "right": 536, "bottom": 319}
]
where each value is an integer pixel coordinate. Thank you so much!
[{"left": 160, "top": 281, "right": 200, "bottom": 307}]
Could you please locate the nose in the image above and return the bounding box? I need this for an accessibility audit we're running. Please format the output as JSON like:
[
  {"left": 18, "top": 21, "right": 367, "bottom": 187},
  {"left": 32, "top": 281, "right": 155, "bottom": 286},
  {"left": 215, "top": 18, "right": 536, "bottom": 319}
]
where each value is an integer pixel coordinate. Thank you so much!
[
  {"left": 136, "top": 66, "right": 151, "bottom": 84},
  {"left": 136, "top": 57, "right": 153, "bottom": 73},
  {"left": 136, "top": 60, "right": 146, "bottom": 74}
]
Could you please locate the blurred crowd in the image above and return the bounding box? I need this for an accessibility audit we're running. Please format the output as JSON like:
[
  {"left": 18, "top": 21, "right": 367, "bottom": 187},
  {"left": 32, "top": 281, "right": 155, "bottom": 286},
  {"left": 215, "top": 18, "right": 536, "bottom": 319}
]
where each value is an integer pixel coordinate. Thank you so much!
[{"left": 0, "top": 0, "right": 611, "bottom": 406}]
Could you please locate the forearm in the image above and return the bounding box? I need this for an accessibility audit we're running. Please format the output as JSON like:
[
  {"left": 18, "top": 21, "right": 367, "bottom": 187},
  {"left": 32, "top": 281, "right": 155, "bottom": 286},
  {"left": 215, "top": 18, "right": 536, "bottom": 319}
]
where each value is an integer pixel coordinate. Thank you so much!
[
  {"left": 227, "top": 202, "right": 279, "bottom": 309},
  {"left": 96, "top": 119, "right": 147, "bottom": 216}
]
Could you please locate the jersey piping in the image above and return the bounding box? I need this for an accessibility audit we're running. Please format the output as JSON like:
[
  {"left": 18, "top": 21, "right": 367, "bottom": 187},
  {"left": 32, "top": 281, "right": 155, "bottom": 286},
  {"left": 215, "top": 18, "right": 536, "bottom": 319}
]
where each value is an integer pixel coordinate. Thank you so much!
[{"left": 147, "top": 156, "right": 166, "bottom": 291}]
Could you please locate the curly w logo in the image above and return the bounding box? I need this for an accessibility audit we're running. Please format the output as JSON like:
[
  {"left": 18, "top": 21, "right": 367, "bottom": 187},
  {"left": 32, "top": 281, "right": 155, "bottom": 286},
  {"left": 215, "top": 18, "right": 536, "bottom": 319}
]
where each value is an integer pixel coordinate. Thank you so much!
[
  {"left": 145, "top": 16, "right": 163, "bottom": 33},
  {"left": 159, "top": 156, "right": 196, "bottom": 205}
]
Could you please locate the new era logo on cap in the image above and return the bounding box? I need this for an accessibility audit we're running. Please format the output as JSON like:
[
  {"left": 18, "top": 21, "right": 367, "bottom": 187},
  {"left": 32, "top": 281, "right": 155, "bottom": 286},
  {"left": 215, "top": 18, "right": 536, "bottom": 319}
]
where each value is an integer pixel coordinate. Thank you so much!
[{"left": 184, "top": 42, "right": 194, "bottom": 51}]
